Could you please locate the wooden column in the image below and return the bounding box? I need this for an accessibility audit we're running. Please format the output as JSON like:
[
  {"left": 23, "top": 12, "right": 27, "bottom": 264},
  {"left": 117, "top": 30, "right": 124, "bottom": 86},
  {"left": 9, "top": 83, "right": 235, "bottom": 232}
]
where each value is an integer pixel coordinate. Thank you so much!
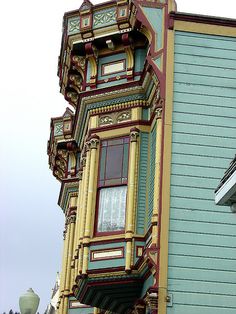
[
  {"left": 82, "top": 135, "right": 99, "bottom": 275},
  {"left": 125, "top": 128, "right": 139, "bottom": 272},
  {"left": 152, "top": 108, "right": 163, "bottom": 245}
]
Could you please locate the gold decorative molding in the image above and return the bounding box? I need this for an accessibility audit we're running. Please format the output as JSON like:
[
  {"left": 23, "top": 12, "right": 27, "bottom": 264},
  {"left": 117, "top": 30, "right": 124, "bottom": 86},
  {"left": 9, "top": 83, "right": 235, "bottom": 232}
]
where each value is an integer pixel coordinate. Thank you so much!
[{"left": 98, "top": 110, "right": 131, "bottom": 126}]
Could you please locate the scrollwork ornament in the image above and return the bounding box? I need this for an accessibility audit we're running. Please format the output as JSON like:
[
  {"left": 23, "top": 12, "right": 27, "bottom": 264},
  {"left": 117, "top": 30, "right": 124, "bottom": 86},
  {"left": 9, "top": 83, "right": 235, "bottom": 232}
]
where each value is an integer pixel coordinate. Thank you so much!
[
  {"left": 78, "top": 170, "right": 83, "bottom": 180},
  {"left": 81, "top": 156, "right": 86, "bottom": 167},
  {"left": 155, "top": 108, "right": 162, "bottom": 119}
]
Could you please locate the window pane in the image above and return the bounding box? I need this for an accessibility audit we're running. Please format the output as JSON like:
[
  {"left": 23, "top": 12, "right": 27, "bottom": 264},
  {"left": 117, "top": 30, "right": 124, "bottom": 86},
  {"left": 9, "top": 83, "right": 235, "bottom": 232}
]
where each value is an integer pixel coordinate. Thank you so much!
[
  {"left": 106, "top": 145, "right": 123, "bottom": 179},
  {"left": 97, "top": 186, "right": 127, "bottom": 232}
]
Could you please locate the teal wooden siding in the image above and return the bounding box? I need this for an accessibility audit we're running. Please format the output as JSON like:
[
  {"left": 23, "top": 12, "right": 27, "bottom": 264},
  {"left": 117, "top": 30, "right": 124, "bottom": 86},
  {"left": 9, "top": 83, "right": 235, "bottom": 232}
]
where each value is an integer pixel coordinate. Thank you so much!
[
  {"left": 168, "top": 31, "right": 236, "bottom": 314},
  {"left": 136, "top": 132, "right": 149, "bottom": 234},
  {"left": 147, "top": 125, "right": 156, "bottom": 230}
]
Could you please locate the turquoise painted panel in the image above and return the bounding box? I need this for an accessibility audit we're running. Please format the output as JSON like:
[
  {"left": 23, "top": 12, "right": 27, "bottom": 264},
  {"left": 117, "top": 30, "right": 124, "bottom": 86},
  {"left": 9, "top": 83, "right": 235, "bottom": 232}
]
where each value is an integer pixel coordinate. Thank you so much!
[
  {"left": 171, "top": 155, "right": 231, "bottom": 172},
  {"left": 168, "top": 278, "right": 236, "bottom": 296},
  {"left": 171, "top": 164, "right": 225, "bottom": 180},
  {"left": 170, "top": 197, "right": 229, "bottom": 213},
  {"left": 175, "top": 62, "right": 236, "bottom": 79},
  {"left": 172, "top": 121, "right": 236, "bottom": 138},
  {"left": 168, "top": 30, "right": 236, "bottom": 313},
  {"left": 98, "top": 53, "right": 126, "bottom": 80},
  {"left": 168, "top": 254, "right": 236, "bottom": 272},
  {"left": 175, "top": 31, "right": 236, "bottom": 50},
  {"left": 147, "top": 124, "right": 156, "bottom": 229},
  {"left": 135, "top": 49, "right": 147, "bottom": 72},
  {"left": 168, "top": 291, "right": 235, "bottom": 314},
  {"left": 140, "top": 275, "right": 154, "bottom": 298},
  {"left": 88, "top": 242, "right": 125, "bottom": 270},
  {"left": 137, "top": 132, "right": 149, "bottom": 234},
  {"left": 174, "top": 81, "right": 236, "bottom": 98},
  {"left": 167, "top": 305, "right": 236, "bottom": 314},
  {"left": 172, "top": 142, "right": 235, "bottom": 159},
  {"left": 172, "top": 132, "right": 236, "bottom": 149},
  {"left": 170, "top": 208, "right": 236, "bottom": 225},
  {"left": 168, "top": 266, "right": 236, "bottom": 284},
  {"left": 169, "top": 219, "right": 236, "bottom": 236},
  {"left": 174, "top": 92, "right": 236, "bottom": 108},
  {"left": 142, "top": 108, "right": 149, "bottom": 120},
  {"left": 168, "top": 242, "right": 236, "bottom": 260},
  {"left": 93, "top": 8, "right": 116, "bottom": 29},
  {"left": 67, "top": 17, "right": 80, "bottom": 35},
  {"left": 173, "top": 101, "right": 236, "bottom": 119},
  {"left": 142, "top": 7, "right": 163, "bottom": 49}
]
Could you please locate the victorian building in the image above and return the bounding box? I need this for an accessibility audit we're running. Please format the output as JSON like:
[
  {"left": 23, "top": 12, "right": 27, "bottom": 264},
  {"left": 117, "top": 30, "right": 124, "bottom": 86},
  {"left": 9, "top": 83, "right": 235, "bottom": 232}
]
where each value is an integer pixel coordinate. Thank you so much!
[{"left": 48, "top": 0, "right": 236, "bottom": 313}]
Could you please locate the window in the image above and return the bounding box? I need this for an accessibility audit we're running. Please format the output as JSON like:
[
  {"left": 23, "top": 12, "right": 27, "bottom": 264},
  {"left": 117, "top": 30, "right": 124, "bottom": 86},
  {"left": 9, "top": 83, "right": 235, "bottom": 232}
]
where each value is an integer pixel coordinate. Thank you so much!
[{"left": 96, "top": 137, "right": 129, "bottom": 234}]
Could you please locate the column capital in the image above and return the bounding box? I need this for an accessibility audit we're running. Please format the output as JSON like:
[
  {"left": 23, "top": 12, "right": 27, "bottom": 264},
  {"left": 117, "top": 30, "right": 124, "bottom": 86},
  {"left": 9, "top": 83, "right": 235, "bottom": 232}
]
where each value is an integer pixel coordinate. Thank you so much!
[
  {"left": 89, "top": 134, "right": 100, "bottom": 149},
  {"left": 130, "top": 127, "right": 140, "bottom": 142}
]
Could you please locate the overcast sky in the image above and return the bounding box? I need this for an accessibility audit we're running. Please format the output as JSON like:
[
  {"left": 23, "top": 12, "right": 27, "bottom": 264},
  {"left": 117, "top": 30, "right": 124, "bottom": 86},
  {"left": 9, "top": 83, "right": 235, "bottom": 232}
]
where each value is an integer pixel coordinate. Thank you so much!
[{"left": 0, "top": 0, "right": 235, "bottom": 313}]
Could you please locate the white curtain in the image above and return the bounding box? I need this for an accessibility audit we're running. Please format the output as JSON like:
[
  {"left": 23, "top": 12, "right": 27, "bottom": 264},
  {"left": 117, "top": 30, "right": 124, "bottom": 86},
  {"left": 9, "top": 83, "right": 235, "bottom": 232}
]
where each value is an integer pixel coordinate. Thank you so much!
[{"left": 98, "top": 186, "right": 127, "bottom": 232}]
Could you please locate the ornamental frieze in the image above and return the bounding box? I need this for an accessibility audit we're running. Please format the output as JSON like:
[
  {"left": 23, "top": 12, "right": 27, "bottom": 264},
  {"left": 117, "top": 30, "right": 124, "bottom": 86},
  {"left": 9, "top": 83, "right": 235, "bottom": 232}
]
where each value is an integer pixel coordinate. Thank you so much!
[{"left": 99, "top": 110, "right": 131, "bottom": 126}]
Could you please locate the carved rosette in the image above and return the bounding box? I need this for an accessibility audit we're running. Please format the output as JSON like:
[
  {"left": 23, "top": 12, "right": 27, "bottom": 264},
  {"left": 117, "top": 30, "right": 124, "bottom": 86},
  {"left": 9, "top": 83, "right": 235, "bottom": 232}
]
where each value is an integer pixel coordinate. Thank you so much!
[
  {"left": 130, "top": 127, "right": 140, "bottom": 142},
  {"left": 98, "top": 110, "right": 131, "bottom": 127}
]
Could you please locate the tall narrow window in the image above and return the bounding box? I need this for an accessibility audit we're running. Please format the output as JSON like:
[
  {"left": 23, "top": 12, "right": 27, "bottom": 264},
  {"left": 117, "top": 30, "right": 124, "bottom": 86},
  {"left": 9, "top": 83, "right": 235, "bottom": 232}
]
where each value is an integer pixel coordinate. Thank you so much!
[{"left": 96, "top": 137, "right": 129, "bottom": 234}]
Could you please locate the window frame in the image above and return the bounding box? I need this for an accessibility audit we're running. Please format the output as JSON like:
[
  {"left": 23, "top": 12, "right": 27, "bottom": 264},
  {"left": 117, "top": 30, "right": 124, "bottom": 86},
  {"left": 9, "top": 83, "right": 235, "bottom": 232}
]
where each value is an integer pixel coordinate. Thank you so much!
[{"left": 94, "top": 136, "right": 130, "bottom": 236}]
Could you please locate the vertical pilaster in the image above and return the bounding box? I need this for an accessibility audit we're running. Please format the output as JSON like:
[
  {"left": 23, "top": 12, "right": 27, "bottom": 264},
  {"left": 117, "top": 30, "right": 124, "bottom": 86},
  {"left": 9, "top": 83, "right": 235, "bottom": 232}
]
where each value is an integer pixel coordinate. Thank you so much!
[
  {"left": 82, "top": 135, "right": 100, "bottom": 275},
  {"left": 79, "top": 143, "right": 91, "bottom": 273},
  {"left": 73, "top": 169, "right": 83, "bottom": 283},
  {"left": 152, "top": 108, "right": 163, "bottom": 245},
  {"left": 125, "top": 128, "right": 139, "bottom": 272}
]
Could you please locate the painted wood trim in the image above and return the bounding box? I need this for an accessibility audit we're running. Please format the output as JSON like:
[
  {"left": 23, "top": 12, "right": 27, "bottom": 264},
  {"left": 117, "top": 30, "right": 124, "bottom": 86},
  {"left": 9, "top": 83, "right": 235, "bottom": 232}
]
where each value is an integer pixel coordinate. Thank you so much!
[
  {"left": 174, "top": 20, "right": 236, "bottom": 37},
  {"left": 158, "top": 28, "right": 175, "bottom": 314}
]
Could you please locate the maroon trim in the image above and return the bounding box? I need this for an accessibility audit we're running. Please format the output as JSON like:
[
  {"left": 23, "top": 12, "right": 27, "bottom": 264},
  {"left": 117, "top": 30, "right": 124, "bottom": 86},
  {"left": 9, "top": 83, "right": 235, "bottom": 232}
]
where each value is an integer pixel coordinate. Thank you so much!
[
  {"left": 89, "top": 120, "right": 150, "bottom": 136},
  {"left": 86, "top": 266, "right": 125, "bottom": 275},
  {"left": 90, "top": 247, "right": 124, "bottom": 262},
  {"left": 170, "top": 11, "right": 236, "bottom": 27},
  {"left": 101, "top": 59, "right": 126, "bottom": 76},
  {"left": 94, "top": 136, "right": 130, "bottom": 237}
]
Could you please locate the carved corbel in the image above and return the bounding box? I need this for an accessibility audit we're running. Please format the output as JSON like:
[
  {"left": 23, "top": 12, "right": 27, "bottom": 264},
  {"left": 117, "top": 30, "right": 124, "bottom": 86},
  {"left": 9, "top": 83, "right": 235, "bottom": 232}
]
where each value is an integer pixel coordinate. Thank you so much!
[
  {"left": 122, "top": 34, "right": 134, "bottom": 80},
  {"left": 65, "top": 91, "right": 78, "bottom": 109},
  {"left": 85, "top": 43, "right": 98, "bottom": 89}
]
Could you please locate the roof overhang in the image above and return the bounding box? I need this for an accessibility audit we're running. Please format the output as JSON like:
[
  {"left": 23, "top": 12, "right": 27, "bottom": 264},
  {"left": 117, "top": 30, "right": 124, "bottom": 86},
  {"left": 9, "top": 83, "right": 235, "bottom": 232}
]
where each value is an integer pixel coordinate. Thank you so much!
[{"left": 215, "top": 170, "right": 236, "bottom": 206}]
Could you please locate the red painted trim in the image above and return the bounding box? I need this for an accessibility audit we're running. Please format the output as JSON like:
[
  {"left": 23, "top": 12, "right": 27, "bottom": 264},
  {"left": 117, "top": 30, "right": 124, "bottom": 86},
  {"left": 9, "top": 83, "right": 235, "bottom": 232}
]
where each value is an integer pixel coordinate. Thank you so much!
[{"left": 90, "top": 247, "right": 124, "bottom": 262}]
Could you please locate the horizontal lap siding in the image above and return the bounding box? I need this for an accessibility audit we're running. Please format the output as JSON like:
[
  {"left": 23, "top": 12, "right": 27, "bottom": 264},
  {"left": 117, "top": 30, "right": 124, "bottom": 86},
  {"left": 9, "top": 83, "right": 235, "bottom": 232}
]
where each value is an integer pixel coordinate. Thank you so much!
[{"left": 167, "top": 31, "right": 236, "bottom": 314}]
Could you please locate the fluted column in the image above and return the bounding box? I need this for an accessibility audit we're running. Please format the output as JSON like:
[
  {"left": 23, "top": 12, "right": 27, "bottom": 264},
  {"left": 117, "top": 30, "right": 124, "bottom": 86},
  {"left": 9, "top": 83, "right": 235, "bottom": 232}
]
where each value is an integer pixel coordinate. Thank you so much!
[
  {"left": 152, "top": 108, "right": 163, "bottom": 246},
  {"left": 57, "top": 227, "right": 67, "bottom": 314},
  {"left": 82, "top": 135, "right": 100, "bottom": 275},
  {"left": 78, "top": 143, "right": 91, "bottom": 273},
  {"left": 125, "top": 128, "right": 139, "bottom": 272},
  {"left": 73, "top": 168, "right": 83, "bottom": 283}
]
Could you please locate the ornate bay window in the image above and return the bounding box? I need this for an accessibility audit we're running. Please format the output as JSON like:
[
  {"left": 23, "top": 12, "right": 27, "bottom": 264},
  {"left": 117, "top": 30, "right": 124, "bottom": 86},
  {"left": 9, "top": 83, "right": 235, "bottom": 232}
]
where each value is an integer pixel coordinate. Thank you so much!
[{"left": 95, "top": 137, "right": 130, "bottom": 235}]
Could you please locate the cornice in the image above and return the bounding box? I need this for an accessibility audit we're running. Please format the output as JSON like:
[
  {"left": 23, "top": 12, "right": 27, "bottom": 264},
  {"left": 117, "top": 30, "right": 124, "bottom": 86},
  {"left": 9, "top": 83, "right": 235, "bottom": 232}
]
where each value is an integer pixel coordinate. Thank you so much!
[{"left": 170, "top": 11, "right": 236, "bottom": 28}]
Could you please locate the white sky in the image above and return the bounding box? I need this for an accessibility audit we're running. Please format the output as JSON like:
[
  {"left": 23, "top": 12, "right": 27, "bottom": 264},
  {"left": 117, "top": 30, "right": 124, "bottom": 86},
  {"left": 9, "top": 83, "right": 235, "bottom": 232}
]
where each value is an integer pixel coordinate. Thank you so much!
[{"left": 0, "top": 0, "right": 235, "bottom": 313}]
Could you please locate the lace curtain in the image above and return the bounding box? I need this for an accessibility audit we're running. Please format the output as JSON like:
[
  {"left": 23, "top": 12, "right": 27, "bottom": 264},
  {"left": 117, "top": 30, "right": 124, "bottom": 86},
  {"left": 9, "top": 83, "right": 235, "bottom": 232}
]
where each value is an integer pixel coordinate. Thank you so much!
[{"left": 97, "top": 186, "right": 127, "bottom": 232}]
